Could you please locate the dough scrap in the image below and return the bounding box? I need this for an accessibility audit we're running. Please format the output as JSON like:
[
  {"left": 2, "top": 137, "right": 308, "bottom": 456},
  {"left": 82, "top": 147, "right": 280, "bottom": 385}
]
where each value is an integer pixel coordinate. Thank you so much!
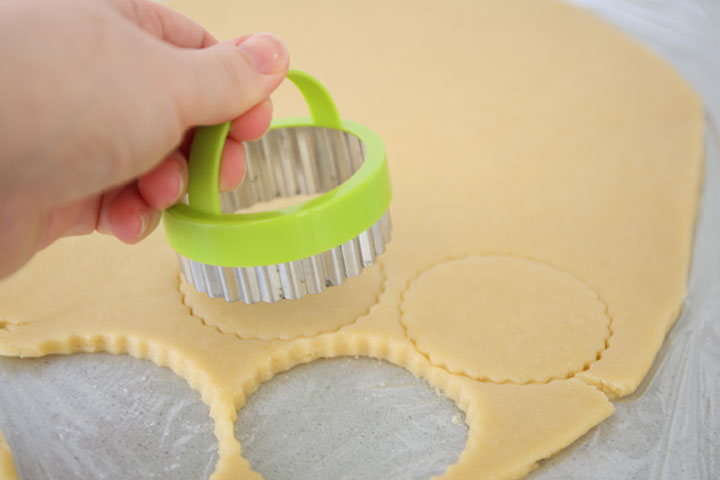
[
  {"left": 0, "top": 433, "right": 16, "bottom": 480},
  {"left": 401, "top": 255, "right": 611, "bottom": 383},
  {"left": 0, "top": 0, "right": 703, "bottom": 478}
]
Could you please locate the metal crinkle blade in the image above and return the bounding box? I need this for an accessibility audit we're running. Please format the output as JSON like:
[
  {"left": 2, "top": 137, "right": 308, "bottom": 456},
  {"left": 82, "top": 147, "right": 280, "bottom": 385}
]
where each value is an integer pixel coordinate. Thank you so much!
[{"left": 177, "top": 125, "right": 392, "bottom": 304}]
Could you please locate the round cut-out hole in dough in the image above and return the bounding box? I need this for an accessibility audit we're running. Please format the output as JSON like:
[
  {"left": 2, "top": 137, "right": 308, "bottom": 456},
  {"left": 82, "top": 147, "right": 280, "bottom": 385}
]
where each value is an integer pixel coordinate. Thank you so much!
[
  {"left": 0, "top": 354, "right": 217, "bottom": 479},
  {"left": 235, "top": 357, "right": 468, "bottom": 480},
  {"left": 180, "top": 264, "right": 384, "bottom": 340},
  {"left": 401, "top": 255, "right": 611, "bottom": 383}
]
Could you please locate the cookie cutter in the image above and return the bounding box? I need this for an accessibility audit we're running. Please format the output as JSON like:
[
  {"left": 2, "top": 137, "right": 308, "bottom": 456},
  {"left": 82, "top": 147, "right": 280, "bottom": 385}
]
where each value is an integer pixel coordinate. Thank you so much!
[{"left": 163, "top": 70, "right": 392, "bottom": 304}]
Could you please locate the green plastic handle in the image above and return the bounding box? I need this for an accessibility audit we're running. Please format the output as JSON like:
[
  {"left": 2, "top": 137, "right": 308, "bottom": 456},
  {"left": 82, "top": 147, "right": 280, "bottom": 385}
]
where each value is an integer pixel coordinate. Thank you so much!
[
  {"left": 185, "top": 122, "right": 230, "bottom": 216},
  {"left": 163, "top": 69, "right": 392, "bottom": 267},
  {"left": 285, "top": 69, "right": 342, "bottom": 129}
]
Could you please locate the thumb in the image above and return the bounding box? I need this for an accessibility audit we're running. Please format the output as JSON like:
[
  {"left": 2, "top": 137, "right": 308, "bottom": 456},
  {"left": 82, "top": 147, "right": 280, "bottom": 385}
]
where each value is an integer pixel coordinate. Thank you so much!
[{"left": 174, "top": 33, "right": 289, "bottom": 126}]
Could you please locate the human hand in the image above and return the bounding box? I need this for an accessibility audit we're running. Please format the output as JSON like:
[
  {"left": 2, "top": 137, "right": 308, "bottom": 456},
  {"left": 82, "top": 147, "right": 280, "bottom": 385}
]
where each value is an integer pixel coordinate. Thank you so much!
[{"left": 0, "top": 0, "right": 289, "bottom": 278}]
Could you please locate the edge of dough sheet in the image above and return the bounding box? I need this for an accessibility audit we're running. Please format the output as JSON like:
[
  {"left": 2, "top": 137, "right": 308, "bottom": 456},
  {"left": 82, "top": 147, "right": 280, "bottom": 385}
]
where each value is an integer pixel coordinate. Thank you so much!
[
  {"left": 560, "top": 3, "right": 706, "bottom": 398},
  {"left": 0, "top": 433, "right": 17, "bottom": 480}
]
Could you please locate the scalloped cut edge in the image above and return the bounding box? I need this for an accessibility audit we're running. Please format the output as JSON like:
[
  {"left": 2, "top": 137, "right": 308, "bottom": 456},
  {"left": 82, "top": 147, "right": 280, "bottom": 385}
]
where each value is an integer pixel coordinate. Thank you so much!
[
  {"left": 0, "top": 328, "right": 614, "bottom": 480},
  {"left": 177, "top": 262, "right": 388, "bottom": 342},
  {"left": 398, "top": 254, "right": 616, "bottom": 386}
]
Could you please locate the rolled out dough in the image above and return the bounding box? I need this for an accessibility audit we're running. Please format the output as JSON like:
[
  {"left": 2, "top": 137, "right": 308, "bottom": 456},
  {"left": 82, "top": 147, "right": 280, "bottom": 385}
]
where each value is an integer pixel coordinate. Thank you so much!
[
  {"left": 0, "top": 0, "right": 703, "bottom": 478},
  {"left": 0, "top": 433, "right": 16, "bottom": 480}
]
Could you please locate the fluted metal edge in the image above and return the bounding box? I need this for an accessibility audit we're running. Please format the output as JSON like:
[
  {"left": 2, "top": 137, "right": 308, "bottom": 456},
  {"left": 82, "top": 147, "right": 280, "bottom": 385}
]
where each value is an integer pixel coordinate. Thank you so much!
[
  {"left": 178, "top": 125, "right": 391, "bottom": 304},
  {"left": 179, "top": 211, "right": 391, "bottom": 304}
]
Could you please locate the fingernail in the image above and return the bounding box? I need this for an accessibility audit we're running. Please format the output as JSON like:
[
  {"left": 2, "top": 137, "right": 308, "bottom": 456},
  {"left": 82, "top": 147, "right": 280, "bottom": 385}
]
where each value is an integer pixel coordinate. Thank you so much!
[
  {"left": 137, "top": 211, "right": 149, "bottom": 240},
  {"left": 172, "top": 167, "right": 187, "bottom": 205},
  {"left": 237, "top": 33, "right": 288, "bottom": 74}
]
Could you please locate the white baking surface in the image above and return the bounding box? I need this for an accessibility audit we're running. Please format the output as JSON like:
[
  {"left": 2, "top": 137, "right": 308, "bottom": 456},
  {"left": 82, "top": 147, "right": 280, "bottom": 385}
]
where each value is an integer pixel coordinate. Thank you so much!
[{"left": 0, "top": 1, "right": 718, "bottom": 479}]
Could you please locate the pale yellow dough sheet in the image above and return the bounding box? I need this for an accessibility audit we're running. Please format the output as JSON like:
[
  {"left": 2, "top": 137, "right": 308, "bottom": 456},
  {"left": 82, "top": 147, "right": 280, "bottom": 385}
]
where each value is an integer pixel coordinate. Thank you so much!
[{"left": 0, "top": 0, "right": 703, "bottom": 478}]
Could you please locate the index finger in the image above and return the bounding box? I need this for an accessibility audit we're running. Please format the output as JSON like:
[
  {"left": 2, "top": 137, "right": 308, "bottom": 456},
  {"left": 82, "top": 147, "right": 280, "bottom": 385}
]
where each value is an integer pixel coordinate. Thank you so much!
[{"left": 111, "top": 0, "right": 218, "bottom": 49}]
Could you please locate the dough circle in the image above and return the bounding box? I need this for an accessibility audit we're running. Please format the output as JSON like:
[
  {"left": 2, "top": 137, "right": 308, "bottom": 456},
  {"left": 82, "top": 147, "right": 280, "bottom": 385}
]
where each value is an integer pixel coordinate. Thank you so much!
[
  {"left": 401, "top": 256, "right": 611, "bottom": 383},
  {"left": 180, "top": 264, "right": 384, "bottom": 341}
]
